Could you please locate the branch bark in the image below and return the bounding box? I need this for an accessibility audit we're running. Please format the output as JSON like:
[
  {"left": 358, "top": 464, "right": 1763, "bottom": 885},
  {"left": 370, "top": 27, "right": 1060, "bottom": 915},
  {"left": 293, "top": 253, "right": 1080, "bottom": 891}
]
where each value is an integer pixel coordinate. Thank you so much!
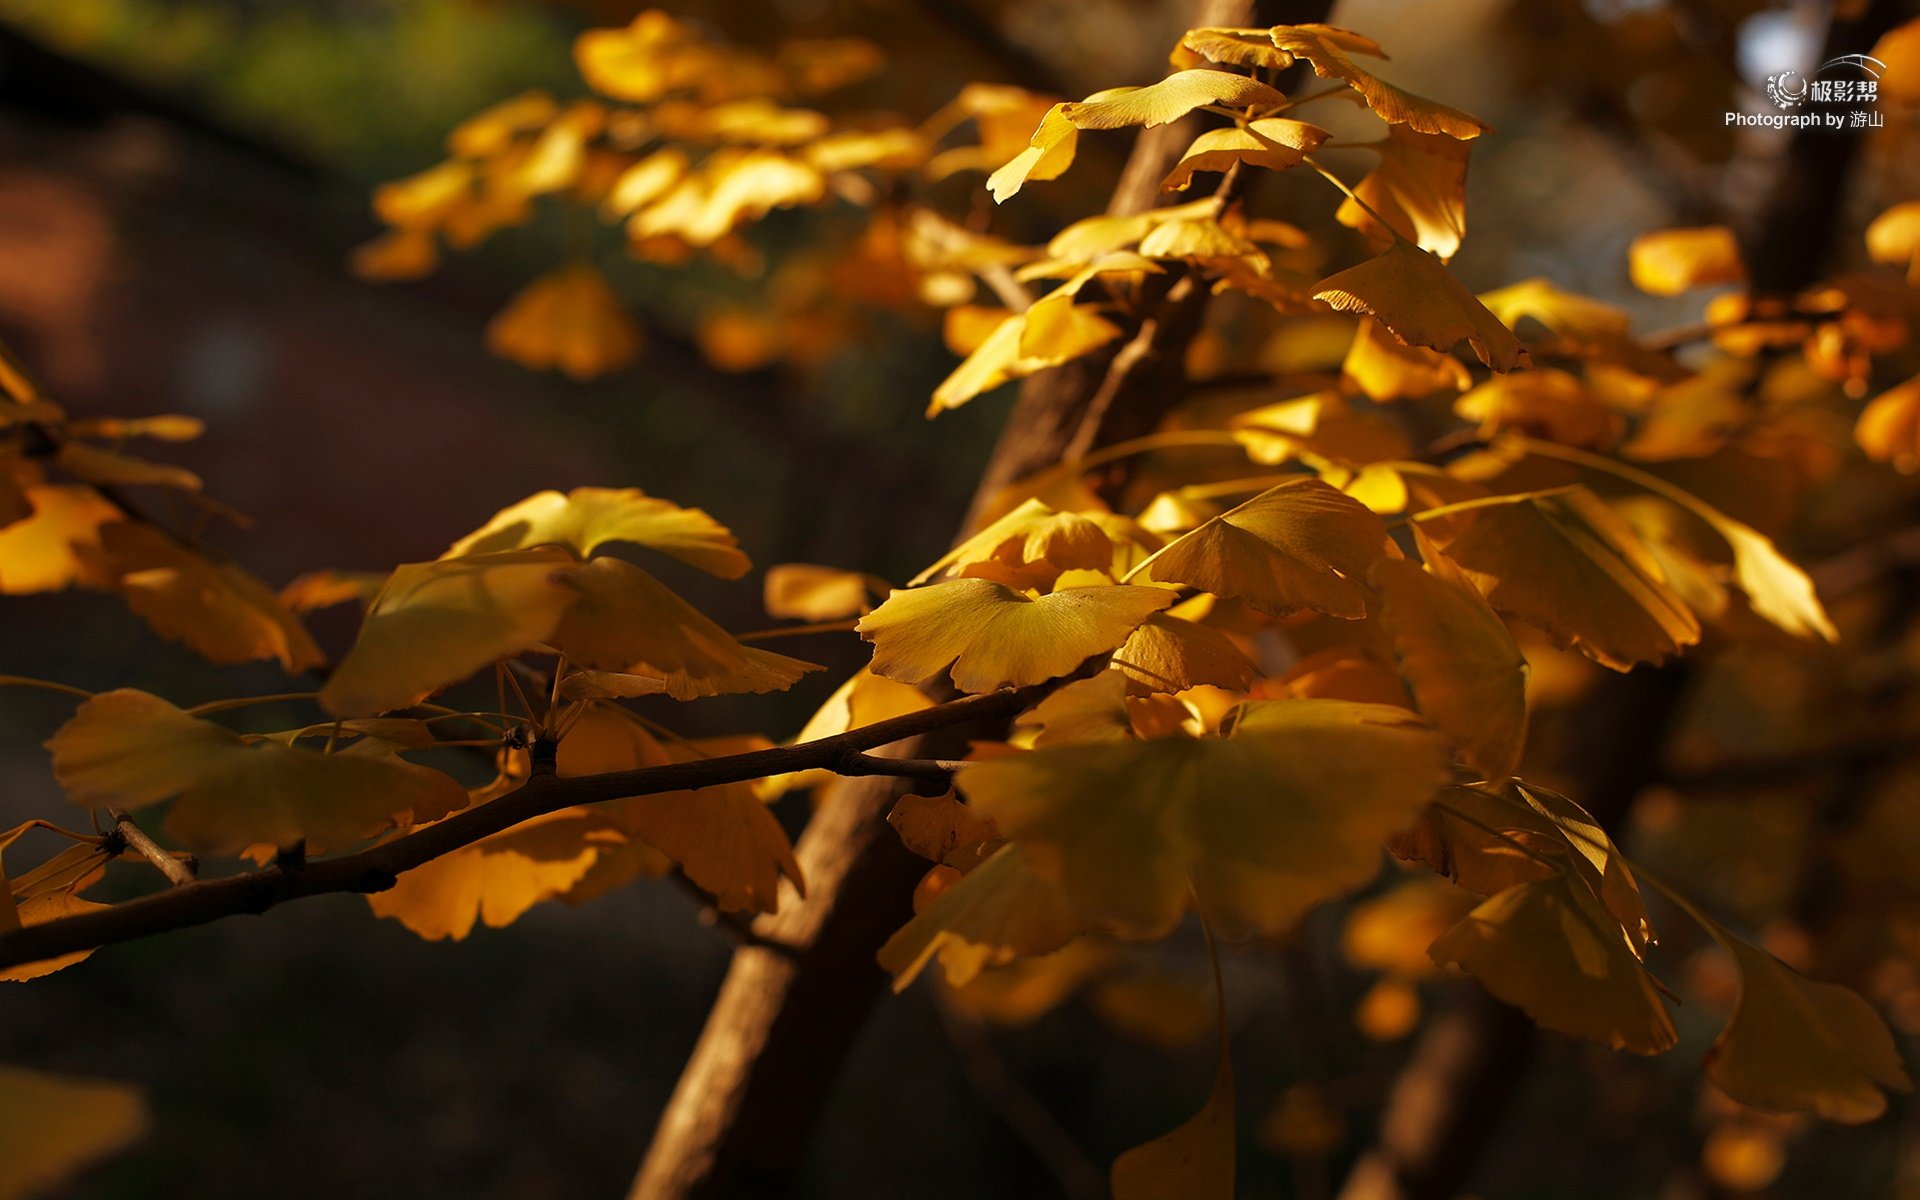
[{"left": 0, "top": 687, "right": 1035, "bottom": 973}]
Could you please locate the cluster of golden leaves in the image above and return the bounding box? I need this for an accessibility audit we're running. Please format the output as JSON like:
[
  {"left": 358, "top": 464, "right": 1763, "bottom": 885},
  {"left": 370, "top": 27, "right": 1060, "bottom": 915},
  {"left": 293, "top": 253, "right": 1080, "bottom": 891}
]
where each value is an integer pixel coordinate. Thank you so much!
[{"left": 8, "top": 12, "right": 1920, "bottom": 1194}]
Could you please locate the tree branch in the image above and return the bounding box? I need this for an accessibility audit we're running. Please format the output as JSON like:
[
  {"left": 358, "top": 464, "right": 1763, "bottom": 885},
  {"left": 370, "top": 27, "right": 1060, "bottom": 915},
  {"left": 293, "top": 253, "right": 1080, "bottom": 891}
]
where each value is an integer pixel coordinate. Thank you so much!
[{"left": 0, "top": 687, "right": 1038, "bottom": 973}]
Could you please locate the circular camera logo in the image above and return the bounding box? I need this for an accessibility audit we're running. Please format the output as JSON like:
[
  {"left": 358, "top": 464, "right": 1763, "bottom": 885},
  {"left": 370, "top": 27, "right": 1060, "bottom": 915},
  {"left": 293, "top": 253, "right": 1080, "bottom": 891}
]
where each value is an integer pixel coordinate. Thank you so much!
[{"left": 1765, "top": 69, "right": 1810, "bottom": 109}]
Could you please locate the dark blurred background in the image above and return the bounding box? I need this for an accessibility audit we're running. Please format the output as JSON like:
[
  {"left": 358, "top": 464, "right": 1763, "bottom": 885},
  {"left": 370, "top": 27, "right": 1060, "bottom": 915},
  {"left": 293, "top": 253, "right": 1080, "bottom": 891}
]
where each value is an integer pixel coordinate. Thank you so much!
[{"left": 0, "top": 1, "right": 1914, "bottom": 1197}]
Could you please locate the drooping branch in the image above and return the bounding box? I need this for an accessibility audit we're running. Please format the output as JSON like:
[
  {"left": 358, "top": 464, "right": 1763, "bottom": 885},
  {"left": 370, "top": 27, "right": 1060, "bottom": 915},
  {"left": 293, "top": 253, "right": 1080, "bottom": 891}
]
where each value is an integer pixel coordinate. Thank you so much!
[{"left": 0, "top": 686, "right": 1038, "bottom": 973}]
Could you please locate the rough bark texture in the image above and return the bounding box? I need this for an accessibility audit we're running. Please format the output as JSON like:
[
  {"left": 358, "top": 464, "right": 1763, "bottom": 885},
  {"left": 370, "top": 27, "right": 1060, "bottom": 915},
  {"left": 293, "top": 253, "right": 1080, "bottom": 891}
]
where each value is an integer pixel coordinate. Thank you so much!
[
  {"left": 627, "top": 1, "right": 1301, "bottom": 1195},
  {"left": 1334, "top": 5, "right": 1914, "bottom": 1197}
]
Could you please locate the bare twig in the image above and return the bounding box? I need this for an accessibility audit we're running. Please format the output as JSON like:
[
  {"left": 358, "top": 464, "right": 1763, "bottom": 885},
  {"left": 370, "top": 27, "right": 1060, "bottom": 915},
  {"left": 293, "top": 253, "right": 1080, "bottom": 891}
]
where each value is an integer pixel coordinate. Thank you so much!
[{"left": 106, "top": 808, "right": 196, "bottom": 887}]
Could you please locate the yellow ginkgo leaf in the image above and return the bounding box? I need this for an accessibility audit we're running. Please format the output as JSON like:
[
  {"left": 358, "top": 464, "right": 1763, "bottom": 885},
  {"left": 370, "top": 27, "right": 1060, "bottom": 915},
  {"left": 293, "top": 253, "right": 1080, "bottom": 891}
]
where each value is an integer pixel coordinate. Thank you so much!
[
  {"left": 762, "top": 563, "right": 877, "bottom": 620},
  {"left": 1161, "top": 118, "right": 1329, "bottom": 191},
  {"left": 0, "top": 1065, "right": 147, "bottom": 1199},
  {"left": 912, "top": 498, "right": 1115, "bottom": 587},
  {"left": 487, "top": 264, "right": 643, "bottom": 380},
  {"left": 48, "top": 689, "right": 464, "bottom": 856},
  {"left": 1423, "top": 486, "right": 1700, "bottom": 671},
  {"left": 445, "top": 486, "right": 748, "bottom": 578},
  {"left": 888, "top": 790, "right": 999, "bottom": 867},
  {"left": 446, "top": 90, "right": 560, "bottom": 159},
  {"left": 320, "top": 549, "right": 584, "bottom": 716},
  {"left": 0, "top": 485, "right": 120, "bottom": 594},
  {"left": 96, "top": 523, "right": 326, "bottom": 674},
  {"left": 760, "top": 667, "right": 933, "bottom": 797},
  {"left": 858, "top": 579, "right": 1174, "bottom": 693},
  {"left": 601, "top": 148, "right": 689, "bottom": 219},
  {"left": 0, "top": 893, "right": 109, "bottom": 983},
  {"left": 960, "top": 700, "right": 1448, "bottom": 937},
  {"left": 1866, "top": 201, "right": 1920, "bottom": 283},
  {"left": 1628, "top": 227, "right": 1746, "bottom": 296},
  {"left": 1018, "top": 670, "right": 1137, "bottom": 747},
  {"left": 1268, "top": 25, "right": 1491, "bottom": 139},
  {"left": 1478, "top": 278, "right": 1632, "bottom": 342},
  {"left": 351, "top": 227, "right": 438, "bottom": 281},
  {"left": 1429, "top": 874, "right": 1677, "bottom": 1053},
  {"left": 929, "top": 301, "right": 1121, "bottom": 414},
  {"left": 1313, "top": 240, "right": 1529, "bottom": 372},
  {"left": 546, "top": 555, "right": 751, "bottom": 678},
  {"left": 1336, "top": 126, "right": 1469, "bottom": 261},
  {"left": 573, "top": 11, "right": 709, "bottom": 103},
  {"left": 1062, "top": 70, "right": 1286, "bottom": 132},
  {"left": 1453, "top": 369, "right": 1622, "bottom": 449},
  {"left": 877, "top": 842, "right": 1084, "bottom": 988},
  {"left": 1111, "top": 613, "right": 1257, "bottom": 694},
  {"left": 1396, "top": 782, "right": 1652, "bottom": 956},
  {"left": 367, "top": 807, "right": 624, "bottom": 941},
  {"left": 987, "top": 104, "right": 1079, "bottom": 203},
  {"left": 1112, "top": 1042, "right": 1234, "bottom": 1200},
  {"left": 53, "top": 443, "right": 201, "bottom": 492},
  {"left": 557, "top": 708, "right": 801, "bottom": 912},
  {"left": 1342, "top": 317, "right": 1470, "bottom": 401},
  {"left": 1175, "top": 26, "right": 1296, "bottom": 70},
  {"left": 1704, "top": 929, "right": 1912, "bottom": 1122},
  {"left": 1855, "top": 374, "right": 1920, "bottom": 472},
  {"left": 1133, "top": 478, "right": 1395, "bottom": 619},
  {"left": 1371, "top": 553, "right": 1528, "bottom": 780}
]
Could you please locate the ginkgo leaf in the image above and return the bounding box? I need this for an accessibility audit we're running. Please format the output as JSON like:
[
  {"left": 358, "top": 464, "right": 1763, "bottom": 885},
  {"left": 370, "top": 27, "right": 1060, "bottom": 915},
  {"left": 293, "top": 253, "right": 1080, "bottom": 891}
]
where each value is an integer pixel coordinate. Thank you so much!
[
  {"left": 959, "top": 700, "right": 1448, "bottom": 937},
  {"left": 446, "top": 486, "right": 748, "bottom": 578},
  {"left": 367, "top": 808, "right": 622, "bottom": 941},
  {"left": 1855, "top": 374, "right": 1920, "bottom": 472},
  {"left": 1424, "top": 486, "right": 1701, "bottom": 671},
  {"left": 987, "top": 104, "right": 1079, "bottom": 202},
  {"left": 1162, "top": 119, "right": 1329, "bottom": 191},
  {"left": 1313, "top": 241, "right": 1529, "bottom": 372},
  {"left": 761, "top": 667, "right": 934, "bottom": 797},
  {"left": 1371, "top": 553, "right": 1528, "bottom": 780},
  {"left": 0, "top": 893, "right": 110, "bottom": 983},
  {"left": 487, "top": 264, "right": 643, "bottom": 380},
  {"left": 1018, "top": 670, "right": 1137, "bottom": 747},
  {"left": 1478, "top": 278, "right": 1632, "bottom": 342},
  {"left": 1704, "top": 930, "right": 1912, "bottom": 1122},
  {"left": 1268, "top": 25, "right": 1492, "bottom": 138},
  {"left": 1628, "top": 227, "right": 1746, "bottom": 295},
  {"left": 0, "top": 485, "right": 120, "bottom": 594},
  {"left": 1430, "top": 874, "right": 1677, "bottom": 1053},
  {"left": 0, "top": 1065, "right": 147, "bottom": 1199},
  {"left": 1454, "top": 369, "right": 1622, "bottom": 449},
  {"left": 1398, "top": 781, "right": 1654, "bottom": 957},
  {"left": 929, "top": 302, "right": 1121, "bottom": 414},
  {"left": 1176, "top": 26, "right": 1296, "bottom": 70},
  {"left": 545, "top": 556, "right": 748, "bottom": 678},
  {"left": 763, "top": 563, "right": 877, "bottom": 619},
  {"left": 320, "top": 549, "right": 583, "bottom": 716},
  {"left": 911, "top": 499, "right": 1115, "bottom": 586},
  {"left": 96, "top": 523, "right": 326, "bottom": 674},
  {"left": 858, "top": 579, "right": 1173, "bottom": 693},
  {"left": 556, "top": 709, "right": 802, "bottom": 912},
  {"left": 889, "top": 790, "right": 999, "bottom": 866},
  {"left": 54, "top": 443, "right": 201, "bottom": 492},
  {"left": 48, "top": 690, "right": 464, "bottom": 856},
  {"left": 1111, "top": 1042, "right": 1234, "bottom": 1200},
  {"left": 1132, "top": 478, "right": 1395, "bottom": 619},
  {"left": 1111, "top": 613, "right": 1257, "bottom": 694},
  {"left": 1336, "top": 126, "right": 1469, "bottom": 261},
  {"left": 1342, "top": 317, "right": 1470, "bottom": 401},
  {"left": 1866, "top": 201, "right": 1920, "bottom": 283},
  {"left": 1063, "top": 70, "right": 1285, "bottom": 132},
  {"left": 878, "top": 842, "right": 1084, "bottom": 987}
]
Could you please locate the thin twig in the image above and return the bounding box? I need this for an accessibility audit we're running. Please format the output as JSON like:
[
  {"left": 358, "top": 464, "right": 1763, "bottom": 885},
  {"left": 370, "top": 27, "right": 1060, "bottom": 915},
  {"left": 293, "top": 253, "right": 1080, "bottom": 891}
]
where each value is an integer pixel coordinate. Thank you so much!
[{"left": 106, "top": 809, "right": 196, "bottom": 887}]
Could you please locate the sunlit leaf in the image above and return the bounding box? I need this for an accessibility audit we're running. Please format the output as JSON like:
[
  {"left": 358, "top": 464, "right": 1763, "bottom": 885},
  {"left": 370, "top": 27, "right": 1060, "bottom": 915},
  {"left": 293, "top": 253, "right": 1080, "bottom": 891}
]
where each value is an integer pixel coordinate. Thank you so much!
[
  {"left": 960, "top": 700, "right": 1448, "bottom": 936},
  {"left": 1313, "top": 241, "right": 1528, "bottom": 372},
  {"left": 1336, "top": 126, "right": 1469, "bottom": 261},
  {"left": 1133, "top": 478, "right": 1395, "bottom": 618},
  {"left": 487, "top": 264, "right": 643, "bottom": 380},
  {"left": 1268, "top": 25, "right": 1491, "bottom": 138},
  {"left": 858, "top": 579, "right": 1173, "bottom": 693},
  {"left": 446, "top": 486, "right": 748, "bottom": 578},
  {"left": 1628, "top": 227, "right": 1746, "bottom": 296}
]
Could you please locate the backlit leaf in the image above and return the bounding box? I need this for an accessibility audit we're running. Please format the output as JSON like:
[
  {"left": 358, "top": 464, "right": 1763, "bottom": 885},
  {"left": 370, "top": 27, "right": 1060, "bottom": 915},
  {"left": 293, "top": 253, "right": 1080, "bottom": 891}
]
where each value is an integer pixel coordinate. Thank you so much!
[
  {"left": 446, "top": 486, "right": 748, "bottom": 578},
  {"left": 1062, "top": 70, "right": 1286, "bottom": 131},
  {"left": 1628, "top": 227, "right": 1746, "bottom": 296},
  {"left": 1313, "top": 241, "right": 1528, "bottom": 372},
  {"left": 858, "top": 579, "right": 1173, "bottom": 693},
  {"left": 1268, "top": 25, "right": 1491, "bottom": 138},
  {"left": 1133, "top": 478, "right": 1395, "bottom": 618}
]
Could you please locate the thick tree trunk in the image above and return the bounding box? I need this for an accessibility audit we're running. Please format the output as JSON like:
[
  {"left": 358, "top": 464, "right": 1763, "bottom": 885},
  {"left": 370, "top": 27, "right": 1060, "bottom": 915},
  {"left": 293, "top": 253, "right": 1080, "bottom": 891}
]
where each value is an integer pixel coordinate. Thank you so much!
[
  {"left": 1334, "top": 5, "right": 1913, "bottom": 1197},
  {"left": 627, "top": 2, "right": 1305, "bottom": 1195}
]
